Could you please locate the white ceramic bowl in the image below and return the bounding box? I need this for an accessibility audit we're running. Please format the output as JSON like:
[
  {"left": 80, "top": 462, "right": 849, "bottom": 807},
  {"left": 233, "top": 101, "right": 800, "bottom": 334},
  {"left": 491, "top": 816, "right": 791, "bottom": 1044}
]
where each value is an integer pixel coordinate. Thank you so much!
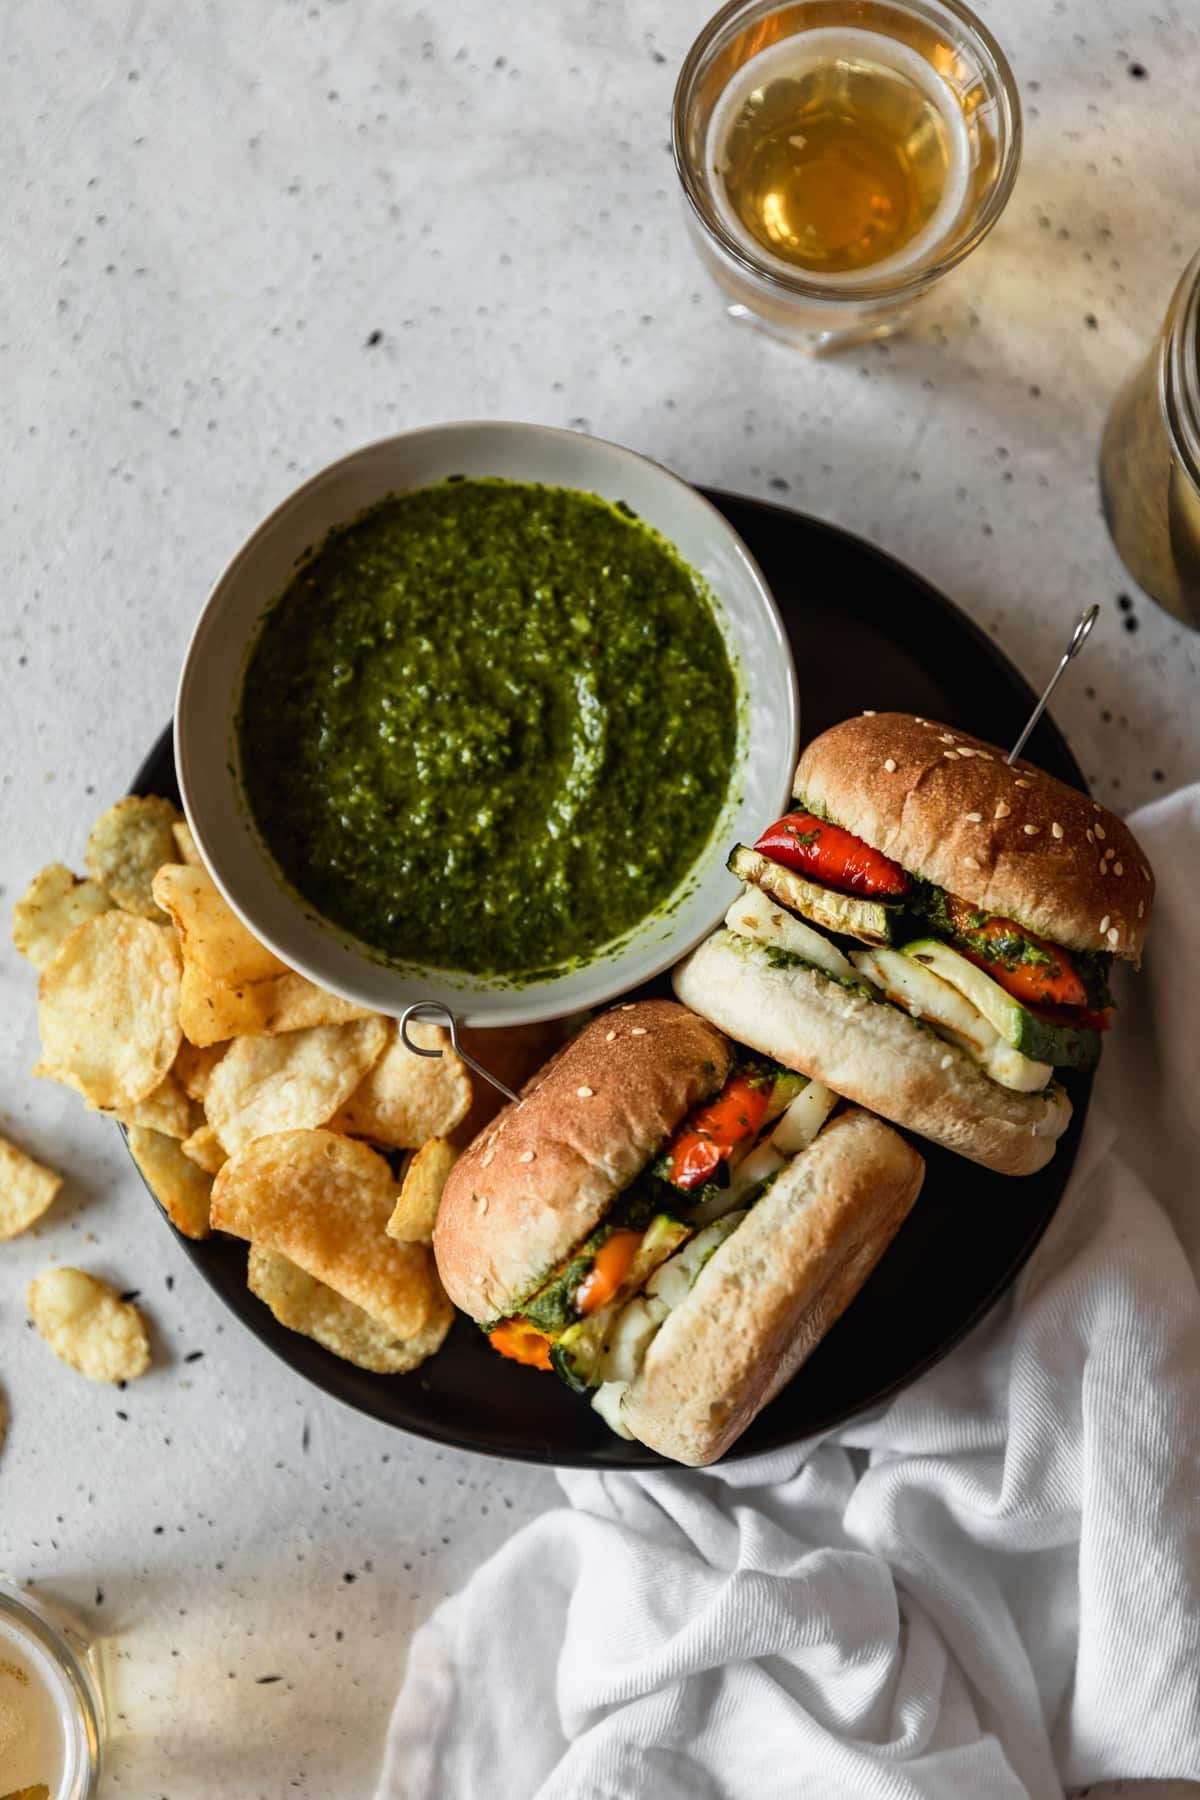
[{"left": 176, "top": 422, "right": 798, "bottom": 1026}]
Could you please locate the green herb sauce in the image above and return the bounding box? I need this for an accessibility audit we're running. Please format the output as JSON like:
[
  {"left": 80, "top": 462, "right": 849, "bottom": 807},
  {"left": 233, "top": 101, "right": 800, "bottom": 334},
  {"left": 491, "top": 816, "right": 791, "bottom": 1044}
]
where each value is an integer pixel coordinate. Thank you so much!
[{"left": 238, "top": 480, "right": 739, "bottom": 977}]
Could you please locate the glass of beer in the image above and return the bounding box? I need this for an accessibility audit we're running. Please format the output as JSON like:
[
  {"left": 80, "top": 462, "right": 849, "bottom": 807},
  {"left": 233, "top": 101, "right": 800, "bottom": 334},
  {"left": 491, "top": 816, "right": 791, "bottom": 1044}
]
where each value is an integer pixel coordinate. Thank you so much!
[
  {"left": 0, "top": 1584, "right": 105, "bottom": 1797},
  {"left": 673, "top": 0, "right": 1022, "bottom": 352}
]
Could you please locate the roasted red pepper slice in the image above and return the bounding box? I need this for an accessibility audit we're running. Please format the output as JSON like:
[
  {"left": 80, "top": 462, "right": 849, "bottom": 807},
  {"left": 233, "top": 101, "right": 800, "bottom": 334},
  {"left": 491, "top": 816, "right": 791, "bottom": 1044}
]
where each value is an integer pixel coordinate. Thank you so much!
[
  {"left": 753, "top": 812, "right": 910, "bottom": 898},
  {"left": 489, "top": 1318, "right": 553, "bottom": 1370},
  {"left": 665, "top": 1071, "right": 773, "bottom": 1191},
  {"left": 945, "top": 899, "right": 1088, "bottom": 1010},
  {"left": 574, "top": 1231, "right": 643, "bottom": 1315}
]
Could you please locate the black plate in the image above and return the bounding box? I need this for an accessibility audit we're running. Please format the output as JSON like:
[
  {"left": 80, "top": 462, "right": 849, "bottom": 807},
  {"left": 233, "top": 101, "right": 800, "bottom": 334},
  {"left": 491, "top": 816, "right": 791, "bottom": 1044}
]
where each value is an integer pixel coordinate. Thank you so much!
[{"left": 128, "top": 491, "right": 1089, "bottom": 1466}]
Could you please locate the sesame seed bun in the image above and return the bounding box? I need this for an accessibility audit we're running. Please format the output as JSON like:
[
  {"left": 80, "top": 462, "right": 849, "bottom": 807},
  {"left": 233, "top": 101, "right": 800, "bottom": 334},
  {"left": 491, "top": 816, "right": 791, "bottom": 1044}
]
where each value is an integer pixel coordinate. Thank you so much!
[
  {"left": 620, "top": 1108, "right": 924, "bottom": 1465},
  {"left": 673, "top": 930, "right": 1071, "bottom": 1176},
  {"left": 794, "top": 713, "right": 1154, "bottom": 961},
  {"left": 433, "top": 999, "right": 732, "bottom": 1324}
]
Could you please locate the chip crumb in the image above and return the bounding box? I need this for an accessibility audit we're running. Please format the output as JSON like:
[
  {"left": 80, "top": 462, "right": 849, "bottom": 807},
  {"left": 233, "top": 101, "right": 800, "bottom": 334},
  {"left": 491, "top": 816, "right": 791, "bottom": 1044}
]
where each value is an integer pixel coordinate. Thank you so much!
[
  {"left": 27, "top": 1267, "right": 151, "bottom": 1383},
  {"left": 0, "top": 1135, "right": 63, "bottom": 1239}
]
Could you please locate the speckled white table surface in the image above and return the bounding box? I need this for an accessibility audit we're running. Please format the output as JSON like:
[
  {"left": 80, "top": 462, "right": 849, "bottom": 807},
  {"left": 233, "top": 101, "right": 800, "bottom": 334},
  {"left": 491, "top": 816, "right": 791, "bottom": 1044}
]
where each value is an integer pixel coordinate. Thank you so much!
[{"left": 2, "top": 1, "right": 1199, "bottom": 1795}]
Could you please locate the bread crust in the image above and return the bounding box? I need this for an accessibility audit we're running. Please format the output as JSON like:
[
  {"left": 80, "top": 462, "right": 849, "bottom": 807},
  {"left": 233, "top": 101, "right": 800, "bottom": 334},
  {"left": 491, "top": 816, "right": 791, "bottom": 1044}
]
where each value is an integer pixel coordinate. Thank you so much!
[
  {"left": 672, "top": 931, "right": 1071, "bottom": 1175},
  {"left": 433, "top": 999, "right": 732, "bottom": 1322},
  {"left": 794, "top": 712, "right": 1153, "bottom": 960},
  {"left": 620, "top": 1108, "right": 924, "bottom": 1465}
]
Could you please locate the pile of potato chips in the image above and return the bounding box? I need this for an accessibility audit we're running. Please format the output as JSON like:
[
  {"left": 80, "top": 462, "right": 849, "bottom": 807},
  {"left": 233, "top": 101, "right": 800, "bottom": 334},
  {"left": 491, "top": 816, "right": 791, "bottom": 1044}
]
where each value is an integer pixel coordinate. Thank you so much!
[{"left": 12, "top": 793, "right": 483, "bottom": 1380}]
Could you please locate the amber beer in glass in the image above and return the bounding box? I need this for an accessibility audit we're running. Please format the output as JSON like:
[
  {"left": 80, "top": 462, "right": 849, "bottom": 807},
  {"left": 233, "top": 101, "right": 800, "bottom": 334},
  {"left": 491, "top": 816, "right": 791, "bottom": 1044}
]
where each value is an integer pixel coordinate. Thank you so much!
[{"left": 674, "top": 0, "right": 1021, "bottom": 351}]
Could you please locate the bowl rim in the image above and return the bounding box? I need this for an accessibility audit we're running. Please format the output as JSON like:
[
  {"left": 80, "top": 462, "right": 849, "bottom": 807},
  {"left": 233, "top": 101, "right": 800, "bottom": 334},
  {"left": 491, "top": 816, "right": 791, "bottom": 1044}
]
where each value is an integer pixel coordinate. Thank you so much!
[{"left": 174, "top": 420, "right": 800, "bottom": 1026}]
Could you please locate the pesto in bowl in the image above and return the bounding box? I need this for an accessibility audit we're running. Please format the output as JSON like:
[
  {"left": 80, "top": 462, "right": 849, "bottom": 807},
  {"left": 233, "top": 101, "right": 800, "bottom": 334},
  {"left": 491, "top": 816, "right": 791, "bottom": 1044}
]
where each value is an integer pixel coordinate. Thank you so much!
[{"left": 237, "top": 479, "right": 740, "bottom": 979}]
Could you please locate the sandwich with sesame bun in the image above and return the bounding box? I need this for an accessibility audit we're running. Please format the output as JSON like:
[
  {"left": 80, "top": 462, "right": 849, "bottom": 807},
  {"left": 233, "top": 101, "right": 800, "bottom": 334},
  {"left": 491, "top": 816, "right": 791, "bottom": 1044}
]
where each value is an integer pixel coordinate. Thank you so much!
[
  {"left": 673, "top": 712, "right": 1156, "bottom": 1178},
  {"left": 434, "top": 998, "right": 924, "bottom": 1466}
]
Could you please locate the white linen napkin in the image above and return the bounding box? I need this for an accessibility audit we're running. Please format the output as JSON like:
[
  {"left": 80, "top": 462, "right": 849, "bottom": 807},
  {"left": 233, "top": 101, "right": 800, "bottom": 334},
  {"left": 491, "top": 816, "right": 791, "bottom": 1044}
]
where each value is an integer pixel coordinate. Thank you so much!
[{"left": 377, "top": 788, "right": 1200, "bottom": 1800}]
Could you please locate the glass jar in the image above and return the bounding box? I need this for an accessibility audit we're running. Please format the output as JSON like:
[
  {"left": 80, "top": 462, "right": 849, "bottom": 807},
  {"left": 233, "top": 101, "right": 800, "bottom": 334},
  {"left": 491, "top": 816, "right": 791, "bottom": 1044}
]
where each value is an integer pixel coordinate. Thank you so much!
[
  {"left": 672, "top": 0, "right": 1022, "bottom": 353},
  {"left": 0, "top": 1583, "right": 105, "bottom": 1797},
  {"left": 1099, "top": 248, "right": 1200, "bottom": 628}
]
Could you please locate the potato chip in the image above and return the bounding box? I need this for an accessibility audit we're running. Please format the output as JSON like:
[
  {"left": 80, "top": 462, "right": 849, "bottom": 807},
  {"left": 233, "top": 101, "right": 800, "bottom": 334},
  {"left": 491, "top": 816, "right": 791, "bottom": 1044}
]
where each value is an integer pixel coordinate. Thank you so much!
[
  {"left": 387, "top": 1138, "right": 457, "bottom": 1245},
  {"left": 204, "top": 1017, "right": 387, "bottom": 1155},
  {"left": 12, "top": 862, "right": 113, "bottom": 970},
  {"left": 127, "top": 1125, "right": 213, "bottom": 1237},
  {"left": 172, "top": 818, "right": 203, "bottom": 866},
  {"left": 247, "top": 1245, "right": 453, "bottom": 1374},
  {"left": 179, "top": 1122, "right": 227, "bottom": 1176},
  {"left": 85, "top": 795, "right": 180, "bottom": 918},
  {"left": 211, "top": 1129, "right": 430, "bottom": 1336},
  {"left": 36, "top": 912, "right": 182, "bottom": 1110},
  {"left": 173, "top": 1037, "right": 227, "bottom": 1102},
  {"left": 151, "top": 863, "right": 286, "bottom": 985},
  {"left": 0, "top": 1134, "right": 63, "bottom": 1239},
  {"left": 27, "top": 1267, "right": 151, "bottom": 1382},
  {"left": 178, "top": 962, "right": 374, "bottom": 1047},
  {"left": 103, "top": 1071, "right": 192, "bottom": 1138},
  {"left": 257, "top": 976, "right": 378, "bottom": 1036},
  {"left": 331, "top": 1021, "right": 471, "bottom": 1149}
]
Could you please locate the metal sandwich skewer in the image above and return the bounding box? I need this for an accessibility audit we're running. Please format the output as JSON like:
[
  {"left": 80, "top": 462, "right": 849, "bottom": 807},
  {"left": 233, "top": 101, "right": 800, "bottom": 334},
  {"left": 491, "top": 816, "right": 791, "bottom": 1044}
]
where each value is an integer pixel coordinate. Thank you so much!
[
  {"left": 399, "top": 1000, "right": 521, "bottom": 1104},
  {"left": 1006, "top": 605, "right": 1099, "bottom": 767}
]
